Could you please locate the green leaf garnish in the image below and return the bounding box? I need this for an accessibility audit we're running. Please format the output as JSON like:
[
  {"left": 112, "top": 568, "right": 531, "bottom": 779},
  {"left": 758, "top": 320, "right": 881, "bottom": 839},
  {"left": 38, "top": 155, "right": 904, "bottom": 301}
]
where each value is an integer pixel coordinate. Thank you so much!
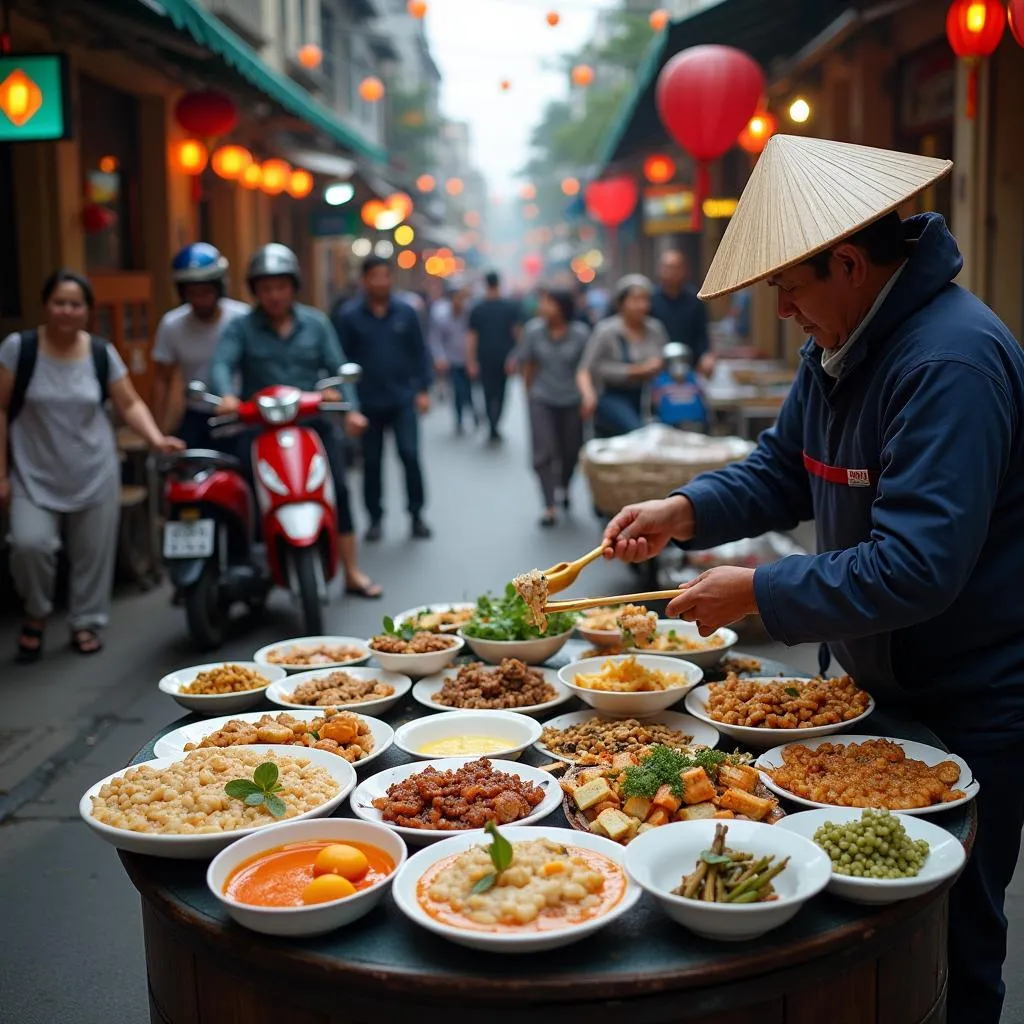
[
  {"left": 462, "top": 587, "right": 576, "bottom": 641},
  {"left": 253, "top": 761, "right": 279, "bottom": 791},
  {"left": 308, "top": 730, "right": 320, "bottom": 741},
  {"left": 471, "top": 872, "right": 497, "bottom": 895},
  {"left": 700, "top": 851, "right": 733, "bottom": 866},
  {"left": 263, "top": 794, "right": 287, "bottom": 818},
  {"left": 383, "top": 615, "right": 396, "bottom": 633},
  {"left": 244, "top": 791, "right": 265, "bottom": 807},
  {"left": 224, "top": 761, "right": 288, "bottom": 818},
  {"left": 224, "top": 779, "right": 262, "bottom": 799},
  {"left": 622, "top": 745, "right": 729, "bottom": 799},
  {"left": 784, "top": 686, "right": 800, "bottom": 697},
  {"left": 485, "top": 820, "right": 513, "bottom": 872}
]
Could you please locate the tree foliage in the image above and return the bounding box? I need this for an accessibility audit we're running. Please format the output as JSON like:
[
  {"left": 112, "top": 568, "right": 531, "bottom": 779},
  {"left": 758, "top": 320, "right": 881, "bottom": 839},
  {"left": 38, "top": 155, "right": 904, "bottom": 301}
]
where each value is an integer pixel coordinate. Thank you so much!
[{"left": 387, "top": 84, "right": 440, "bottom": 174}]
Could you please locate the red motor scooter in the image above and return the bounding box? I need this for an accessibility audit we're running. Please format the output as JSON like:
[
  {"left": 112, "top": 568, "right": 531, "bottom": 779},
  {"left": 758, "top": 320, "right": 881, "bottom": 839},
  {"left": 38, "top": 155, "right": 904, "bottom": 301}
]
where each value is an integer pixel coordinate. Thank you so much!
[{"left": 161, "top": 367, "right": 360, "bottom": 651}]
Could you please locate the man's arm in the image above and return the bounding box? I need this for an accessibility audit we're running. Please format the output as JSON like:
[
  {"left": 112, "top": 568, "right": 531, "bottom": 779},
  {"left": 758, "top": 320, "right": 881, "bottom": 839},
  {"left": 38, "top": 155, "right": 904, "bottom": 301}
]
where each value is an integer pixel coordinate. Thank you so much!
[
  {"left": 754, "top": 360, "right": 1014, "bottom": 644},
  {"left": 410, "top": 309, "right": 434, "bottom": 395},
  {"left": 320, "top": 313, "right": 359, "bottom": 411},
  {"left": 208, "top": 317, "right": 244, "bottom": 396}
]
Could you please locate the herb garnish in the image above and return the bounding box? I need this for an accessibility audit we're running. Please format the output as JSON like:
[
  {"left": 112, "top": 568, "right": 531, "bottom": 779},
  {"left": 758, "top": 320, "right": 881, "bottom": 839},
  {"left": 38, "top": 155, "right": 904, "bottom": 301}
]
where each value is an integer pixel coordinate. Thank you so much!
[
  {"left": 224, "top": 761, "right": 287, "bottom": 818},
  {"left": 470, "top": 820, "right": 514, "bottom": 894},
  {"left": 621, "top": 744, "right": 728, "bottom": 799},
  {"left": 462, "top": 583, "right": 576, "bottom": 641},
  {"left": 382, "top": 616, "right": 416, "bottom": 641},
  {"left": 784, "top": 686, "right": 800, "bottom": 698}
]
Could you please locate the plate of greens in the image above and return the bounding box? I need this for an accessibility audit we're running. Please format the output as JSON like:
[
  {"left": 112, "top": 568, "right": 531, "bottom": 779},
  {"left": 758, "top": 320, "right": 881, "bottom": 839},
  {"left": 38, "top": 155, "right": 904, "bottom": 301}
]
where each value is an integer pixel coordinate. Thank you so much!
[{"left": 458, "top": 584, "right": 576, "bottom": 665}]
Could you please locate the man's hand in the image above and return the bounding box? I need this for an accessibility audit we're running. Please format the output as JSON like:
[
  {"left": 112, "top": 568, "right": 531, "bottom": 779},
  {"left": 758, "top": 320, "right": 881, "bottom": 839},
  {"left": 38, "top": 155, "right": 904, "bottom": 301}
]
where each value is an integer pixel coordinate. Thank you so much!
[
  {"left": 580, "top": 390, "right": 597, "bottom": 420},
  {"left": 504, "top": 356, "right": 518, "bottom": 376},
  {"left": 603, "top": 495, "right": 695, "bottom": 563},
  {"left": 344, "top": 411, "right": 368, "bottom": 437},
  {"left": 155, "top": 435, "right": 186, "bottom": 455},
  {"left": 697, "top": 352, "right": 717, "bottom": 377},
  {"left": 415, "top": 391, "right": 431, "bottom": 415},
  {"left": 0, "top": 477, "right": 10, "bottom": 507},
  {"left": 666, "top": 567, "right": 757, "bottom": 635},
  {"left": 321, "top": 387, "right": 342, "bottom": 402},
  {"left": 434, "top": 359, "right": 449, "bottom": 375},
  {"left": 217, "top": 395, "right": 241, "bottom": 415},
  {"left": 466, "top": 360, "right": 479, "bottom": 381}
]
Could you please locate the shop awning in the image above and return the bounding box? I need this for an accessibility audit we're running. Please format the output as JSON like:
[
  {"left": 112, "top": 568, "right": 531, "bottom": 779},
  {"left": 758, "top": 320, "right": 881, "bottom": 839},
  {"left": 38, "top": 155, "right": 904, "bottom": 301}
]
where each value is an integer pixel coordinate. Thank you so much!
[
  {"left": 146, "top": 0, "right": 387, "bottom": 163},
  {"left": 597, "top": 0, "right": 860, "bottom": 171}
]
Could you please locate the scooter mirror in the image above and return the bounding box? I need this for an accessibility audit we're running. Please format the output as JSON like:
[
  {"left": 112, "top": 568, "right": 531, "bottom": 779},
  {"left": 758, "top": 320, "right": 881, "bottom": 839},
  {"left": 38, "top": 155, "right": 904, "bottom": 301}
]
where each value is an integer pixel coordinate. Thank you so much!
[
  {"left": 339, "top": 362, "right": 363, "bottom": 384},
  {"left": 187, "top": 380, "right": 209, "bottom": 398}
]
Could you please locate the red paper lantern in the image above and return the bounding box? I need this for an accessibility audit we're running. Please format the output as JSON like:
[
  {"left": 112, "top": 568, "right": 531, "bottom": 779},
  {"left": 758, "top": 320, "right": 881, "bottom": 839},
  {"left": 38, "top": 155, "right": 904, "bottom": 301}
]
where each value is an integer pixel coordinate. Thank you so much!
[
  {"left": 946, "top": 0, "right": 1006, "bottom": 118},
  {"left": 174, "top": 90, "right": 238, "bottom": 138},
  {"left": 81, "top": 203, "right": 115, "bottom": 234},
  {"left": 522, "top": 254, "right": 543, "bottom": 276},
  {"left": 737, "top": 111, "right": 778, "bottom": 154},
  {"left": 1010, "top": 0, "right": 1024, "bottom": 46},
  {"left": 584, "top": 175, "right": 639, "bottom": 228},
  {"left": 655, "top": 45, "right": 764, "bottom": 229}
]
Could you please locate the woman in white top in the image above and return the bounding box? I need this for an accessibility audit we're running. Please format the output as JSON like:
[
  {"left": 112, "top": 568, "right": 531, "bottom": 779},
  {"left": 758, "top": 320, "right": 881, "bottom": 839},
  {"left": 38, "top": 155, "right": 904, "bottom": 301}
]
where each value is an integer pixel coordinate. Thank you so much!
[{"left": 0, "top": 270, "right": 183, "bottom": 660}]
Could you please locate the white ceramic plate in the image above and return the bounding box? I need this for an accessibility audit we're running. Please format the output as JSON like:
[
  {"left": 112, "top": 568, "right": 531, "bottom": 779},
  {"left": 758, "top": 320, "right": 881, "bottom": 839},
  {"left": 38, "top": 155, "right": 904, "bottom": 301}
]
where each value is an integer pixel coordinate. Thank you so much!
[
  {"left": 458, "top": 629, "right": 574, "bottom": 667},
  {"left": 394, "top": 710, "right": 543, "bottom": 761},
  {"left": 684, "top": 680, "right": 876, "bottom": 748},
  {"left": 755, "top": 735, "right": 979, "bottom": 816},
  {"left": 158, "top": 661, "right": 287, "bottom": 716},
  {"left": 266, "top": 667, "right": 411, "bottom": 716},
  {"left": 392, "top": 603, "right": 476, "bottom": 634},
  {"left": 253, "top": 636, "right": 371, "bottom": 672},
  {"left": 80, "top": 745, "right": 357, "bottom": 860},
  {"left": 412, "top": 666, "right": 572, "bottom": 718},
  {"left": 558, "top": 655, "right": 703, "bottom": 719},
  {"left": 391, "top": 825, "right": 641, "bottom": 952},
  {"left": 534, "top": 709, "right": 721, "bottom": 763},
  {"left": 626, "top": 620, "right": 738, "bottom": 670},
  {"left": 152, "top": 709, "right": 394, "bottom": 771},
  {"left": 774, "top": 808, "right": 967, "bottom": 905},
  {"left": 367, "top": 634, "right": 464, "bottom": 678},
  {"left": 349, "top": 757, "right": 563, "bottom": 845}
]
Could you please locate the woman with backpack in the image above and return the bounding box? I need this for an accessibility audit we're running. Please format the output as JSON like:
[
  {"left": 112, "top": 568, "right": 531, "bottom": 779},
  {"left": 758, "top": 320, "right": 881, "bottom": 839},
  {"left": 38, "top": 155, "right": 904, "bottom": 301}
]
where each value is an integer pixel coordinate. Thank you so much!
[{"left": 0, "top": 269, "right": 183, "bottom": 660}]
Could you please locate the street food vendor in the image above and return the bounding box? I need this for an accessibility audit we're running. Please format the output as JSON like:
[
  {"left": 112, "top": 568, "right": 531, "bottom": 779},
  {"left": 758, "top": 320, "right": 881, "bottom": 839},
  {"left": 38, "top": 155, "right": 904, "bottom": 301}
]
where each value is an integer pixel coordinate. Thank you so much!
[{"left": 604, "top": 135, "right": 1024, "bottom": 1024}]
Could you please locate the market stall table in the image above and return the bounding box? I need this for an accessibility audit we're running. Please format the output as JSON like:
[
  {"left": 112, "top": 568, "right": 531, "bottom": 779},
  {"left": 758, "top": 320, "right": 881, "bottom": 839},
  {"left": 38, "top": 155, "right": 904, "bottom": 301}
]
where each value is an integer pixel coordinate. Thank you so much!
[{"left": 118, "top": 648, "right": 971, "bottom": 1024}]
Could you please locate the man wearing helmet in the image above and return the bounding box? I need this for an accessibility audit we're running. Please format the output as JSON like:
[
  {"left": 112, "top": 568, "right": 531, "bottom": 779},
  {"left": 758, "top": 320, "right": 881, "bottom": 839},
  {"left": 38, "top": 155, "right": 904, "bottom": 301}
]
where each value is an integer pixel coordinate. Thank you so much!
[
  {"left": 209, "top": 244, "right": 381, "bottom": 599},
  {"left": 152, "top": 244, "right": 249, "bottom": 449}
]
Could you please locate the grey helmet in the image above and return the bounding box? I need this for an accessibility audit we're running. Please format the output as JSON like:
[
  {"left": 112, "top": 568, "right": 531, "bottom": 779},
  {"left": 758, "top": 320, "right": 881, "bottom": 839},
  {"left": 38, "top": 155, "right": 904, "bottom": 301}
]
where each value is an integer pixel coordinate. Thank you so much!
[{"left": 246, "top": 243, "right": 302, "bottom": 291}]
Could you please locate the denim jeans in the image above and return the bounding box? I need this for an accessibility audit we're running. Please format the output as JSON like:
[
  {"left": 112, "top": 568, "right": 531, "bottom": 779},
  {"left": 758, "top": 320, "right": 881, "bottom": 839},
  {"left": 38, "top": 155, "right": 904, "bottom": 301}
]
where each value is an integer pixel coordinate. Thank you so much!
[
  {"left": 362, "top": 402, "right": 425, "bottom": 522},
  {"left": 595, "top": 389, "right": 643, "bottom": 436},
  {"left": 479, "top": 363, "right": 508, "bottom": 436},
  {"left": 449, "top": 366, "right": 478, "bottom": 429}
]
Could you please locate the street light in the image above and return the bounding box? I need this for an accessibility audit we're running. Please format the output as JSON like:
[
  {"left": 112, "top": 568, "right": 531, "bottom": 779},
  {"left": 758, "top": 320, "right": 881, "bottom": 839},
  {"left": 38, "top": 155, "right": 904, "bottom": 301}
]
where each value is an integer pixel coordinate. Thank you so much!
[
  {"left": 788, "top": 97, "right": 811, "bottom": 124},
  {"left": 324, "top": 182, "right": 355, "bottom": 206}
]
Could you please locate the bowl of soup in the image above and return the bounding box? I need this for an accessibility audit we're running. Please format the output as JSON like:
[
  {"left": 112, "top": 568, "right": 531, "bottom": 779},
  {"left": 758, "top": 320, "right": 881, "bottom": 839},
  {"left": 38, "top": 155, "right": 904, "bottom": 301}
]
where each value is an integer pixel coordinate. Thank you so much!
[
  {"left": 392, "top": 710, "right": 543, "bottom": 762},
  {"left": 207, "top": 818, "right": 407, "bottom": 936}
]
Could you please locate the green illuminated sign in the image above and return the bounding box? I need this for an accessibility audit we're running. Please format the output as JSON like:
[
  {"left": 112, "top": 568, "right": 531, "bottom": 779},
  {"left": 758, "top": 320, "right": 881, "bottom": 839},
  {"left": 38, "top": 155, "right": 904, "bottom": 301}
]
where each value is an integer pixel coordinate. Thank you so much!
[{"left": 0, "top": 54, "right": 71, "bottom": 142}]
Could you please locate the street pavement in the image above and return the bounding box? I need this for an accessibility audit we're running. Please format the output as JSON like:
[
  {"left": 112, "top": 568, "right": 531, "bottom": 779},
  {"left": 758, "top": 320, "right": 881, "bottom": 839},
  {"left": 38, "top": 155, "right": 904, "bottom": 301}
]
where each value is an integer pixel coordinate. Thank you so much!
[{"left": 0, "top": 379, "right": 1020, "bottom": 1023}]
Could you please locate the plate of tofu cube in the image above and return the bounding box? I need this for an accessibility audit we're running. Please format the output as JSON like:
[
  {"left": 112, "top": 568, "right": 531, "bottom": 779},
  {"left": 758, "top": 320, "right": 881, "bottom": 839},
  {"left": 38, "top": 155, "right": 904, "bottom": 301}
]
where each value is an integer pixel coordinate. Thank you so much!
[{"left": 559, "top": 744, "right": 785, "bottom": 846}]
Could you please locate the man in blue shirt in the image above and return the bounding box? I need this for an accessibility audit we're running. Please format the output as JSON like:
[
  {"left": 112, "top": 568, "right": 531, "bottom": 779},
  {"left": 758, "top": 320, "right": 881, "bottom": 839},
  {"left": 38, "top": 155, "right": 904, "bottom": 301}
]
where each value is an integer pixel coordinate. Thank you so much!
[
  {"left": 650, "top": 250, "right": 711, "bottom": 373},
  {"left": 332, "top": 256, "right": 433, "bottom": 542},
  {"left": 209, "top": 244, "right": 381, "bottom": 598}
]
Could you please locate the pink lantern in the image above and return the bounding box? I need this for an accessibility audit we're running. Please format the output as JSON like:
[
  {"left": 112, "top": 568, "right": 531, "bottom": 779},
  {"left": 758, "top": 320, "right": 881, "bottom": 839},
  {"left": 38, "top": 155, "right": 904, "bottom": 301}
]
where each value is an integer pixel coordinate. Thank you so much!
[{"left": 584, "top": 176, "right": 639, "bottom": 228}]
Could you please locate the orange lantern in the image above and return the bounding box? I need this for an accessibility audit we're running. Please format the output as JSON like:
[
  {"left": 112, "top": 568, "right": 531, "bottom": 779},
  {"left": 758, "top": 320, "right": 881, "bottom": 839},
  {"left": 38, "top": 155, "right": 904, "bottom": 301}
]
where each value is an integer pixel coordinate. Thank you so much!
[
  {"left": 464, "top": 210, "right": 481, "bottom": 227},
  {"left": 500, "top": 79, "right": 511, "bottom": 92},
  {"left": 407, "top": 0, "right": 427, "bottom": 17},
  {"left": 445, "top": 177, "right": 464, "bottom": 196},
  {"left": 0, "top": 69, "right": 41, "bottom": 127},
  {"left": 946, "top": 0, "right": 1006, "bottom": 118},
  {"left": 561, "top": 176, "right": 580, "bottom": 196},
  {"left": 650, "top": 8, "right": 670, "bottom": 31},
  {"left": 260, "top": 159, "right": 291, "bottom": 195},
  {"left": 240, "top": 163, "right": 262, "bottom": 190},
  {"left": 571, "top": 64, "right": 594, "bottom": 87},
  {"left": 173, "top": 139, "right": 208, "bottom": 176},
  {"left": 416, "top": 173, "right": 436, "bottom": 192},
  {"left": 361, "top": 199, "right": 386, "bottom": 227},
  {"left": 1010, "top": 0, "right": 1024, "bottom": 46},
  {"left": 737, "top": 111, "right": 777, "bottom": 154},
  {"left": 98, "top": 155, "right": 118, "bottom": 174},
  {"left": 643, "top": 154, "right": 676, "bottom": 184},
  {"left": 288, "top": 169, "right": 314, "bottom": 199},
  {"left": 386, "top": 191, "right": 414, "bottom": 222},
  {"left": 397, "top": 249, "right": 418, "bottom": 270},
  {"left": 546, "top": 11, "right": 560, "bottom": 26},
  {"left": 358, "top": 76, "right": 385, "bottom": 103},
  {"left": 298, "top": 44, "right": 322, "bottom": 69},
  {"left": 211, "top": 144, "right": 253, "bottom": 180},
  {"left": 519, "top": 183, "right": 537, "bottom": 200}
]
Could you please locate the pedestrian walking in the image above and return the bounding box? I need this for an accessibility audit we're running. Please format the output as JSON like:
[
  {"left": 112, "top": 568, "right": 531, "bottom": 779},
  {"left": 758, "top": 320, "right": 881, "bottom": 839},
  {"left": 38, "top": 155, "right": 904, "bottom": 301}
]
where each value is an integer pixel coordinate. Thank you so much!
[
  {"left": 332, "top": 256, "right": 433, "bottom": 542},
  {"left": 466, "top": 270, "right": 521, "bottom": 444},
  {"left": 0, "top": 269, "right": 183, "bottom": 659},
  {"left": 428, "top": 281, "right": 478, "bottom": 435},
  {"left": 514, "top": 289, "right": 591, "bottom": 527},
  {"left": 650, "top": 250, "right": 712, "bottom": 375}
]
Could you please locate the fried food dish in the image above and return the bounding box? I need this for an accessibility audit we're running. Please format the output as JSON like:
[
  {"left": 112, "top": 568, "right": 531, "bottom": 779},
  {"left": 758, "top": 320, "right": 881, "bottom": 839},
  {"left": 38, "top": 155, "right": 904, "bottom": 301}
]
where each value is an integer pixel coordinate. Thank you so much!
[
  {"left": 540, "top": 717, "right": 696, "bottom": 764},
  {"left": 720, "top": 655, "right": 763, "bottom": 675},
  {"left": 572, "top": 656, "right": 690, "bottom": 693},
  {"left": 184, "top": 709, "right": 375, "bottom": 762},
  {"left": 643, "top": 629, "right": 725, "bottom": 653},
  {"left": 286, "top": 672, "right": 395, "bottom": 707},
  {"left": 180, "top": 664, "right": 269, "bottom": 695},
  {"left": 431, "top": 658, "right": 556, "bottom": 710},
  {"left": 512, "top": 570, "right": 549, "bottom": 633},
  {"left": 406, "top": 607, "right": 474, "bottom": 632},
  {"left": 765, "top": 738, "right": 967, "bottom": 809},
  {"left": 371, "top": 757, "right": 546, "bottom": 830},
  {"left": 266, "top": 643, "right": 365, "bottom": 666},
  {"left": 577, "top": 607, "right": 623, "bottom": 632},
  {"left": 706, "top": 674, "right": 871, "bottom": 729},
  {"left": 370, "top": 631, "right": 457, "bottom": 654}
]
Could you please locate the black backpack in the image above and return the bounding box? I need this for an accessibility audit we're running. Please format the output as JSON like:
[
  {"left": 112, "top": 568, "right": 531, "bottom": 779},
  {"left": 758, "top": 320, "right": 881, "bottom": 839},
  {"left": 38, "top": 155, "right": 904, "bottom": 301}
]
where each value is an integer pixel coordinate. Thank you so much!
[{"left": 8, "top": 328, "right": 110, "bottom": 423}]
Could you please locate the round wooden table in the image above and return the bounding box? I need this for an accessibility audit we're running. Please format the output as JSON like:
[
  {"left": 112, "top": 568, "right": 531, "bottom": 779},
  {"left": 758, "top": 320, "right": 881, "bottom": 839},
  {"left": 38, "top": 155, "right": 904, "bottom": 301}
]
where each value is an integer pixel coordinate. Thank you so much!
[{"left": 119, "top": 649, "right": 972, "bottom": 1024}]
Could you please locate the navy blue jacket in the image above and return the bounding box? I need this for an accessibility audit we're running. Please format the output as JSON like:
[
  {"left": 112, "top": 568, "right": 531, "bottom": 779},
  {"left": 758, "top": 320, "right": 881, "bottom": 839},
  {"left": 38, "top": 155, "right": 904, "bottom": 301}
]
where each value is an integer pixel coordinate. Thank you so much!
[
  {"left": 332, "top": 296, "right": 433, "bottom": 411},
  {"left": 678, "top": 214, "right": 1024, "bottom": 748}
]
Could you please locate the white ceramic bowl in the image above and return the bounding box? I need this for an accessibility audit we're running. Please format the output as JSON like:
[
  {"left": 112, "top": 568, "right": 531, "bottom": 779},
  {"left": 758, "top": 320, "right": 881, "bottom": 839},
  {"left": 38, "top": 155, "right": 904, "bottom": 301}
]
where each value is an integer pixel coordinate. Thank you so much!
[
  {"left": 558, "top": 654, "right": 703, "bottom": 719},
  {"left": 266, "top": 667, "right": 411, "bottom": 716},
  {"left": 391, "top": 825, "right": 641, "bottom": 952},
  {"left": 153, "top": 709, "right": 394, "bottom": 771},
  {"left": 368, "top": 634, "right": 464, "bottom": 678},
  {"left": 627, "top": 620, "right": 738, "bottom": 670},
  {"left": 158, "top": 661, "right": 287, "bottom": 716},
  {"left": 755, "top": 735, "right": 980, "bottom": 816},
  {"left": 684, "top": 680, "right": 876, "bottom": 749},
  {"left": 533, "top": 709, "right": 720, "bottom": 763},
  {"left": 458, "top": 628, "right": 573, "bottom": 666},
  {"left": 394, "top": 710, "right": 543, "bottom": 762},
  {"left": 253, "top": 636, "right": 371, "bottom": 672},
  {"left": 80, "top": 745, "right": 357, "bottom": 860},
  {"left": 412, "top": 666, "right": 572, "bottom": 718},
  {"left": 392, "top": 603, "right": 476, "bottom": 634},
  {"left": 350, "top": 757, "right": 563, "bottom": 845},
  {"left": 774, "top": 808, "right": 967, "bottom": 905},
  {"left": 624, "top": 819, "right": 832, "bottom": 941},
  {"left": 206, "top": 818, "right": 407, "bottom": 936}
]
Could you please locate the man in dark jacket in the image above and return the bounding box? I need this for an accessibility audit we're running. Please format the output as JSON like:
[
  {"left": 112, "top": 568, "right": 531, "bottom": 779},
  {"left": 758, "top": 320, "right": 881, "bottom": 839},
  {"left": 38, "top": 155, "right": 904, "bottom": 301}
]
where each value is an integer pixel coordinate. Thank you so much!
[
  {"left": 604, "top": 135, "right": 1024, "bottom": 1024},
  {"left": 650, "top": 249, "right": 710, "bottom": 372},
  {"left": 465, "top": 271, "right": 521, "bottom": 443}
]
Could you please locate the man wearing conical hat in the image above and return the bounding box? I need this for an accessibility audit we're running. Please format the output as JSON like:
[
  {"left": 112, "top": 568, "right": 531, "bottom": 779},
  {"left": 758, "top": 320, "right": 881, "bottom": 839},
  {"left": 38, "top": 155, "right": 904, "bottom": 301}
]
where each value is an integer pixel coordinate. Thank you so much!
[{"left": 604, "top": 135, "right": 1024, "bottom": 1024}]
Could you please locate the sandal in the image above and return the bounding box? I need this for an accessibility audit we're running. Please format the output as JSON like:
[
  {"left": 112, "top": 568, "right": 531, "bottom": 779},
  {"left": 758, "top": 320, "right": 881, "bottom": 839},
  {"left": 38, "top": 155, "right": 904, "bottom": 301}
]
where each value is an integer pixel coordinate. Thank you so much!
[
  {"left": 17, "top": 623, "right": 44, "bottom": 663},
  {"left": 345, "top": 578, "right": 384, "bottom": 600},
  {"left": 71, "top": 629, "right": 103, "bottom": 655}
]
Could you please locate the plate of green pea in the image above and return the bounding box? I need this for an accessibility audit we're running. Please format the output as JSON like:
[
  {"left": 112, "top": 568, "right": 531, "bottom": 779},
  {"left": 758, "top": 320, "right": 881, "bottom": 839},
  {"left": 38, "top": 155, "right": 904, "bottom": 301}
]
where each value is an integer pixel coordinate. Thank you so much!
[{"left": 774, "top": 807, "right": 966, "bottom": 905}]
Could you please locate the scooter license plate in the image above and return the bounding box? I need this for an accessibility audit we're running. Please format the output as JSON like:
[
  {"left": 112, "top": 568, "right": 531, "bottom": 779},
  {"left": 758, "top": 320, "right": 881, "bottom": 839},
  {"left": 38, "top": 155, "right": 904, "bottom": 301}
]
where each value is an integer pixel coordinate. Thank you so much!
[{"left": 163, "top": 519, "right": 215, "bottom": 559}]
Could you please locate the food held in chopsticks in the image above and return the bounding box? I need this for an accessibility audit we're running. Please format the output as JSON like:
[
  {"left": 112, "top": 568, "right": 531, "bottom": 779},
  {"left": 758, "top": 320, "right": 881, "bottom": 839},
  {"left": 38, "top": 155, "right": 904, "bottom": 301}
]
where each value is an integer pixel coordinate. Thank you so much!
[
  {"left": 617, "top": 605, "right": 657, "bottom": 648},
  {"left": 512, "top": 570, "right": 549, "bottom": 633},
  {"left": 463, "top": 584, "right": 576, "bottom": 641},
  {"left": 764, "top": 739, "right": 967, "bottom": 809},
  {"left": 563, "top": 744, "right": 782, "bottom": 845},
  {"left": 540, "top": 717, "right": 696, "bottom": 764},
  {"left": 431, "top": 659, "right": 556, "bottom": 710},
  {"left": 813, "top": 809, "right": 930, "bottom": 878},
  {"left": 706, "top": 674, "right": 871, "bottom": 729},
  {"left": 573, "top": 655, "right": 690, "bottom": 693},
  {"left": 672, "top": 823, "right": 788, "bottom": 903}
]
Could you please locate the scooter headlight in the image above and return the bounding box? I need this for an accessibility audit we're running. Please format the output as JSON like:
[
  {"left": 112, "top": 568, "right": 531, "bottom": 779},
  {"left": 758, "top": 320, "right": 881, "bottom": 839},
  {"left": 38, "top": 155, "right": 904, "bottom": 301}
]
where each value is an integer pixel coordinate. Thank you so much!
[
  {"left": 306, "top": 453, "right": 327, "bottom": 493},
  {"left": 257, "top": 459, "right": 289, "bottom": 496},
  {"left": 257, "top": 387, "right": 301, "bottom": 424}
]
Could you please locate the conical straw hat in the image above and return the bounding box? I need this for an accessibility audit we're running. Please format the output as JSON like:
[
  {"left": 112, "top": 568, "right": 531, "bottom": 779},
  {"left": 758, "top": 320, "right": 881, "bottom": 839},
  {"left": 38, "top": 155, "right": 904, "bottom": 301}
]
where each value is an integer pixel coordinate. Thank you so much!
[{"left": 698, "top": 135, "right": 953, "bottom": 300}]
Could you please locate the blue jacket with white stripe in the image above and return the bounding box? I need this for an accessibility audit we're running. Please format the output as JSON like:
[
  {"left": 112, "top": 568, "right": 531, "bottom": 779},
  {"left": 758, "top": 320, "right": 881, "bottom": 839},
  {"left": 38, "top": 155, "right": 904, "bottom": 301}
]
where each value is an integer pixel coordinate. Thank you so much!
[{"left": 677, "top": 214, "right": 1024, "bottom": 748}]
